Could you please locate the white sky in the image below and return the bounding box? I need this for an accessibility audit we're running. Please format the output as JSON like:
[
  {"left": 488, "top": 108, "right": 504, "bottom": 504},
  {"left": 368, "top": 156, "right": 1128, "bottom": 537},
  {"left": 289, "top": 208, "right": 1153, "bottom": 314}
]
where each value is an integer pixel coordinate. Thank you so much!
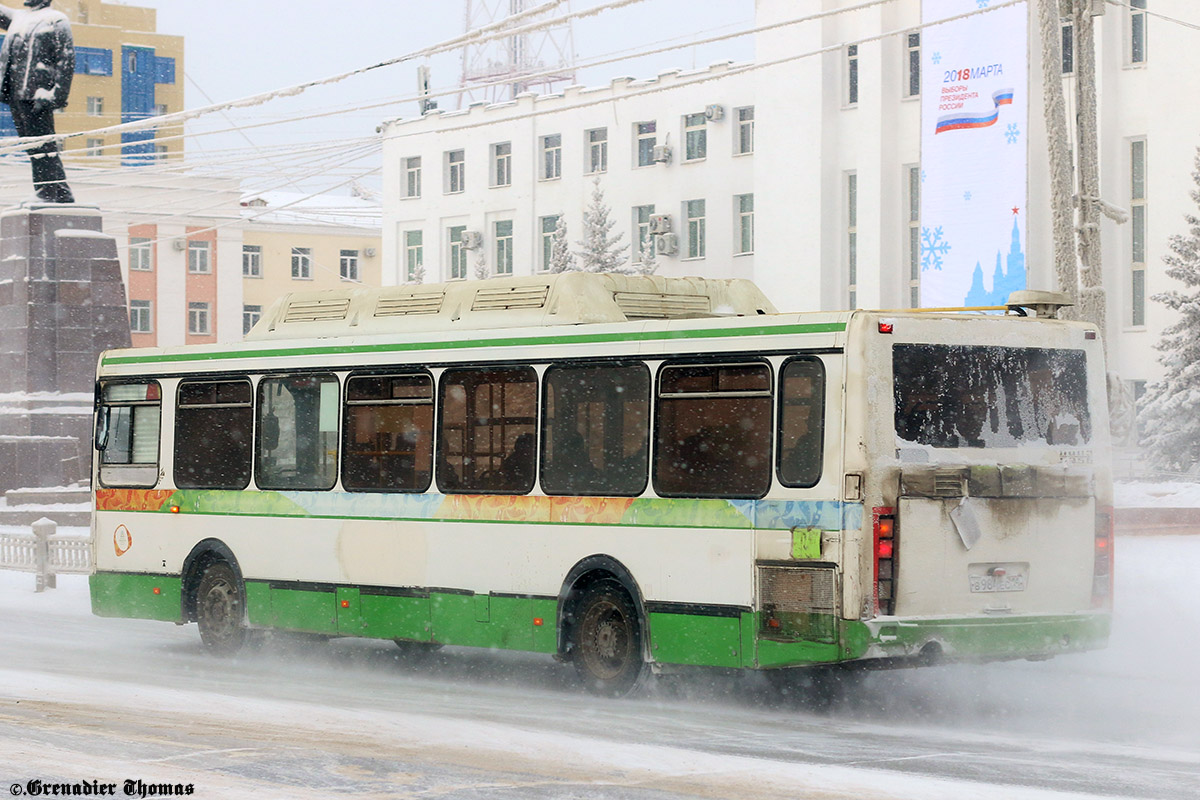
[{"left": 119, "top": 0, "right": 755, "bottom": 190}]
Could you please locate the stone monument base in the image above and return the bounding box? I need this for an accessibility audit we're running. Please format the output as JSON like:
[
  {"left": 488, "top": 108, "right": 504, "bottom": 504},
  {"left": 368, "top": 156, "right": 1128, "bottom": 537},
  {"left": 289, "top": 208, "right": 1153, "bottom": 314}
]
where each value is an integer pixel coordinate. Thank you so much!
[{"left": 0, "top": 204, "right": 131, "bottom": 494}]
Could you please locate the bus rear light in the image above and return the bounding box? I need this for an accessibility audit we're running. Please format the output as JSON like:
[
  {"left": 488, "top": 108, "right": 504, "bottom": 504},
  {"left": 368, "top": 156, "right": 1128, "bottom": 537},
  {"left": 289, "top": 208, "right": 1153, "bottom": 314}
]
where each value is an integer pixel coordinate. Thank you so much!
[
  {"left": 878, "top": 320, "right": 895, "bottom": 334},
  {"left": 873, "top": 508, "right": 897, "bottom": 616},
  {"left": 1093, "top": 507, "right": 1114, "bottom": 608}
]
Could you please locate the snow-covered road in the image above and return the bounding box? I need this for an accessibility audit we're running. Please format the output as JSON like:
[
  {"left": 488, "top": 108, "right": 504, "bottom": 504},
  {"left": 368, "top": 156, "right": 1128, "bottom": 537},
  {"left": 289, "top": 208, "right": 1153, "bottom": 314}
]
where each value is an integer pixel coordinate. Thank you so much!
[{"left": 1, "top": 535, "right": 1197, "bottom": 799}]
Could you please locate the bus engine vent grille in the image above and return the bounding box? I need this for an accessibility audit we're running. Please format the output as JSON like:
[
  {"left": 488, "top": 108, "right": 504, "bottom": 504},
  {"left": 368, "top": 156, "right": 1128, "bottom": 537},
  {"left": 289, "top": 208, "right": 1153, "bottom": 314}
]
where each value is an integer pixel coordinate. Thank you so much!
[
  {"left": 471, "top": 285, "right": 550, "bottom": 311},
  {"left": 758, "top": 565, "right": 838, "bottom": 643},
  {"left": 375, "top": 292, "right": 445, "bottom": 317},
  {"left": 613, "top": 291, "right": 712, "bottom": 319},
  {"left": 282, "top": 298, "right": 352, "bottom": 323}
]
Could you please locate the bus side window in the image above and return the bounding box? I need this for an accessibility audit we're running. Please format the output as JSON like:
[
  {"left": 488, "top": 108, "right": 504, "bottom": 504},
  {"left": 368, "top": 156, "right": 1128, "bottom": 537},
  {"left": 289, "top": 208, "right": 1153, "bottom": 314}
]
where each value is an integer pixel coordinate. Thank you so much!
[
  {"left": 256, "top": 374, "right": 340, "bottom": 491},
  {"left": 342, "top": 373, "right": 434, "bottom": 493},
  {"left": 438, "top": 367, "right": 537, "bottom": 495},
  {"left": 777, "top": 358, "right": 826, "bottom": 488},
  {"left": 174, "top": 379, "right": 253, "bottom": 490},
  {"left": 96, "top": 381, "right": 162, "bottom": 489},
  {"left": 653, "top": 361, "right": 773, "bottom": 499},
  {"left": 541, "top": 362, "right": 649, "bottom": 497}
]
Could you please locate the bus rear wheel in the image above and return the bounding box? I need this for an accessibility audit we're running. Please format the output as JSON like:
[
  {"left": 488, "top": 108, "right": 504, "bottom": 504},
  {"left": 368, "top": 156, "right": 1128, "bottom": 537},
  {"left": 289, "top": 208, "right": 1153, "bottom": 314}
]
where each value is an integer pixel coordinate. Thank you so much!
[
  {"left": 196, "top": 561, "right": 248, "bottom": 656},
  {"left": 572, "top": 581, "right": 643, "bottom": 697}
]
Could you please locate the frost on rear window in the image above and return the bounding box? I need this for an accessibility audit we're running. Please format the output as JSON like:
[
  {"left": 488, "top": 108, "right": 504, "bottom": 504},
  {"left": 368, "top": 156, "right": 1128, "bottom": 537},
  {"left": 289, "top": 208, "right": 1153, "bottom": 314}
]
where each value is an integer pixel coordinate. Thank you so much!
[{"left": 893, "top": 344, "right": 1090, "bottom": 448}]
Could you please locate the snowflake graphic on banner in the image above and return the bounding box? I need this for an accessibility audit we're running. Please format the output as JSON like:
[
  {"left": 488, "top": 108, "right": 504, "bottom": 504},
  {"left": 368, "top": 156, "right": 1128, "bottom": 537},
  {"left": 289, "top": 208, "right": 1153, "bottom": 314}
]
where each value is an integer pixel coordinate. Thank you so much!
[
  {"left": 921, "top": 226, "right": 952, "bottom": 271},
  {"left": 976, "top": 0, "right": 991, "bottom": 8},
  {"left": 964, "top": 191, "right": 972, "bottom": 201},
  {"left": 1005, "top": 123, "right": 1020, "bottom": 144},
  {"left": 932, "top": 51, "right": 942, "bottom": 65}
]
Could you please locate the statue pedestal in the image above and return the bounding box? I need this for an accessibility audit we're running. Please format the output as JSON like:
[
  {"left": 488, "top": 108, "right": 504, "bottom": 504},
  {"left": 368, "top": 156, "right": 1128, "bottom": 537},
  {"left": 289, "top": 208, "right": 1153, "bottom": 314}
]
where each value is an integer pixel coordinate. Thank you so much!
[
  {"left": 0, "top": 204, "right": 131, "bottom": 394},
  {"left": 0, "top": 204, "right": 131, "bottom": 494}
]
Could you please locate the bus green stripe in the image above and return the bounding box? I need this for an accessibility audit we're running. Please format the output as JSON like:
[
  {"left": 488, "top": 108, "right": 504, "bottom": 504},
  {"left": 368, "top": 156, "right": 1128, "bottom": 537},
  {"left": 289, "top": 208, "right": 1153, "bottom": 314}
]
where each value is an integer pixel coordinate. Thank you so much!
[{"left": 101, "top": 321, "right": 847, "bottom": 367}]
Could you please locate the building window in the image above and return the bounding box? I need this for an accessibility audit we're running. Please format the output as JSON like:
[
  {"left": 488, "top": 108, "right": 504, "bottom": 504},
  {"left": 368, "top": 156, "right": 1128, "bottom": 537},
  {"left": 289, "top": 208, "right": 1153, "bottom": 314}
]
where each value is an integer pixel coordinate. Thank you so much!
[
  {"left": 340, "top": 249, "right": 360, "bottom": 281},
  {"left": 242, "top": 244, "right": 261, "bottom": 278},
  {"left": 635, "top": 121, "right": 656, "bottom": 167},
  {"left": 634, "top": 205, "right": 655, "bottom": 260},
  {"left": 735, "top": 194, "right": 754, "bottom": 255},
  {"left": 541, "top": 134, "right": 562, "bottom": 180},
  {"left": 154, "top": 103, "right": 168, "bottom": 117},
  {"left": 1131, "top": 138, "right": 1147, "bottom": 326},
  {"left": 154, "top": 144, "right": 168, "bottom": 161},
  {"left": 86, "top": 96, "right": 103, "bottom": 116},
  {"left": 847, "top": 172, "right": 858, "bottom": 308},
  {"left": 907, "top": 165, "right": 921, "bottom": 308},
  {"left": 129, "top": 299, "right": 152, "bottom": 333},
  {"left": 187, "top": 240, "right": 210, "bottom": 274},
  {"left": 492, "top": 142, "right": 512, "bottom": 187},
  {"left": 735, "top": 107, "right": 754, "bottom": 155},
  {"left": 404, "top": 156, "right": 422, "bottom": 198},
  {"left": 86, "top": 138, "right": 104, "bottom": 157},
  {"left": 540, "top": 215, "right": 559, "bottom": 271},
  {"left": 446, "top": 150, "right": 465, "bottom": 194},
  {"left": 1130, "top": 0, "right": 1147, "bottom": 64},
  {"left": 129, "top": 238, "right": 152, "bottom": 271},
  {"left": 494, "top": 220, "right": 513, "bottom": 275},
  {"left": 242, "top": 305, "right": 262, "bottom": 335},
  {"left": 906, "top": 33, "right": 920, "bottom": 97},
  {"left": 684, "top": 113, "right": 707, "bottom": 162},
  {"left": 405, "top": 230, "right": 424, "bottom": 281},
  {"left": 1061, "top": 19, "right": 1074, "bottom": 75},
  {"left": 448, "top": 225, "right": 467, "bottom": 280},
  {"left": 685, "top": 199, "right": 706, "bottom": 260},
  {"left": 291, "top": 246, "right": 312, "bottom": 279},
  {"left": 846, "top": 44, "right": 859, "bottom": 106},
  {"left": 586, "top": 128, "right": 608, "bottom": 174},
  {"left": 187, "top": 302, "right": 210, "bottom": 336}
]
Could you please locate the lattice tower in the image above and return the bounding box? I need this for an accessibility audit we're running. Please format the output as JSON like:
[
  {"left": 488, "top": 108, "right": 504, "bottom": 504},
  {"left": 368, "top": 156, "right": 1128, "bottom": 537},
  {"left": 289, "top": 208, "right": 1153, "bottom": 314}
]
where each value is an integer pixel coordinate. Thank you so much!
[{"left": 458, "top": 0, "right": 577, "bottom": 107}]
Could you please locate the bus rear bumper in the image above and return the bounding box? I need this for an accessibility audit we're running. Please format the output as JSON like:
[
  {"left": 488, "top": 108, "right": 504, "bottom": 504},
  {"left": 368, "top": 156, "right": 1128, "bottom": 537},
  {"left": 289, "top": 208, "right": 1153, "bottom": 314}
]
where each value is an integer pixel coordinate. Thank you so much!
[
  {"left": 856, "top": 610, "right": 1112, "bottom": 664},
  {"left": 754, "top": 611, "right": 1110, "bottom": 670}
]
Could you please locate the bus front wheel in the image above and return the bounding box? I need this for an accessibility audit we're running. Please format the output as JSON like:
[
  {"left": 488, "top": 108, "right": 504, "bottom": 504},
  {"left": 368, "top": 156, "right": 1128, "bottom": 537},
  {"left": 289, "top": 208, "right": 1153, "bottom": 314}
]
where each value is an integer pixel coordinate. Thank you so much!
[
  {"left": 195, "top": 561, "right": 249, "bottom": 656},
  {"left": 571, "top": 581, "right": 644, "bottom": 697}
]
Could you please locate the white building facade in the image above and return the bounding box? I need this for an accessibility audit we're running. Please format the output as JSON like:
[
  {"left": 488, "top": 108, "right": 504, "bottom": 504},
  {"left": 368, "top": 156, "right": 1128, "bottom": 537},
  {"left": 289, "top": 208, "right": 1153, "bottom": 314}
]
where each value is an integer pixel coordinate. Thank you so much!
[{"left": 380, "top": 0, "right": 1191, "bottom": 403}]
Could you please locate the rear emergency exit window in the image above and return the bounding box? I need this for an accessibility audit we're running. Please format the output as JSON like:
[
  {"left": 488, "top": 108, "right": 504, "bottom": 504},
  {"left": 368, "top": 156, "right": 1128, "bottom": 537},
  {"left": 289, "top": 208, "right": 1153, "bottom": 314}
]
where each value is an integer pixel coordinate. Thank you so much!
[{"left": 893, "top": 344, "right": 1090, "bottom": 448}]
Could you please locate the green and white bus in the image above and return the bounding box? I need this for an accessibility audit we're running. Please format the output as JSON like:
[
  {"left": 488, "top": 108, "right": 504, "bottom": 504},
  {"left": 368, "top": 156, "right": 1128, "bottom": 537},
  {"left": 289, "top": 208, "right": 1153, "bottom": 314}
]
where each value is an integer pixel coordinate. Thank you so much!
[{"left": 90, "top": 274, "right": 1112, "bottom": 695}]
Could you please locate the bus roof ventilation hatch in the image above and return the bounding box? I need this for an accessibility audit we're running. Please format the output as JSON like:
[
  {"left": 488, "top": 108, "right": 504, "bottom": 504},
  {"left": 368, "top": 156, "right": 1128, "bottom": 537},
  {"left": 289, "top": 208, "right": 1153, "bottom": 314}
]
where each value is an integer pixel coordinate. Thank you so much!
[
  {"left": 282, "top": 298, "right": 351, "bottom": 324},
  {"left": 613, "top": 291, "right": 711, "bottom": 320},
  {"left": 1005, "top": 290, "right": 1074, "bottom": 319}
]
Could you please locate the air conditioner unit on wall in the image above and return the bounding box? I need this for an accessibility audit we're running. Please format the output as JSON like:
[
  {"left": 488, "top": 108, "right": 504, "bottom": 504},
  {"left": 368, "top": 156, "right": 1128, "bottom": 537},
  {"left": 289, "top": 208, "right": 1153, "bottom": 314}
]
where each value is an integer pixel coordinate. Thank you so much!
[
  {"left": 651, "top": 144, "right": 672, "bottom": 164},
  {"left": 364, "top": 247, "right": 377, "bottom": 258},
  {"left": 705, "top": 104, "right": 725, "bottom": 121},
  {"left": 172, "top": 239, "right": 187, "bottom": 251},
  {"left": 654, "top": 232, "right": 678, "bottom": 257},
  {"left": 462, "top": 231, "right": 483, "bottom": 250},
  {"left": 649, "top": 214, "right": 672, "bottom": 235}
]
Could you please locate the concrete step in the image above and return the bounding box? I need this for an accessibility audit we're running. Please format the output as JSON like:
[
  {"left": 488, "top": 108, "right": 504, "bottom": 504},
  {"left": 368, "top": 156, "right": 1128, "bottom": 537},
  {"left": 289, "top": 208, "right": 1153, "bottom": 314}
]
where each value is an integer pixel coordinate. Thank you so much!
[
  {"left": 0, "top": 506, "right": 91, "bottom": 528},
  {"left": 6, "top": 485, "right": 90, "bottom": 507}
]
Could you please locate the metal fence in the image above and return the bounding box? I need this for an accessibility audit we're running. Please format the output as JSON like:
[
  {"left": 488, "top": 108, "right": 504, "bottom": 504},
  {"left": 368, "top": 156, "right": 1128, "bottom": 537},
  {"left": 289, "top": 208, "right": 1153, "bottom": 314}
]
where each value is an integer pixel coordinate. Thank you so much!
[{"left": 0, "top": 518, "right": 91, "bottom": 591}]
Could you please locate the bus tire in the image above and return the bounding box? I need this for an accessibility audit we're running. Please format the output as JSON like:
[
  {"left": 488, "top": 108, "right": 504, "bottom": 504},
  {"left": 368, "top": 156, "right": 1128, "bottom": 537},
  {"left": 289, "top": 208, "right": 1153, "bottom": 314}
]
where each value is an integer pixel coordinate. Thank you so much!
[
  {"left": 195, "top": 561, "right": 249, "bottom": 656},
  {"left": 571, "top": 580, "right": 644, "bottom": 697}
]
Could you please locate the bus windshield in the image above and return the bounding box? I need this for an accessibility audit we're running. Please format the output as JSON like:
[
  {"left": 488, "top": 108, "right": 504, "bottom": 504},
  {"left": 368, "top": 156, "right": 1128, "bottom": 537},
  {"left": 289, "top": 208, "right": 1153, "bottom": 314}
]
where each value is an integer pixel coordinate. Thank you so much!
[{"left": 893, "top": 344, "right": 1091, "bottom": 449}]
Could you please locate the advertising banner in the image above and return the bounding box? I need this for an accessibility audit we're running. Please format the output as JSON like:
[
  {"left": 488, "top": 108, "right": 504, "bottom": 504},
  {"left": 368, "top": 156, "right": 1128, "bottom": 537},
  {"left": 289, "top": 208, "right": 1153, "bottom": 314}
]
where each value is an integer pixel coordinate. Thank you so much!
[{"left": 920, "top": 0, "right": 1028, "bottom": 308}]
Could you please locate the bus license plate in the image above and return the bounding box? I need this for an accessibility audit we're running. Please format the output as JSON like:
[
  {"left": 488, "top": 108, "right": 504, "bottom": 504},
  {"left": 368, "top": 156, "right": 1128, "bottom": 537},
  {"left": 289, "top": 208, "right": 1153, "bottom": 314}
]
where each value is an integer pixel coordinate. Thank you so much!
[{"left": 969, "top": 573, "right": 1027, "bottom": 593}]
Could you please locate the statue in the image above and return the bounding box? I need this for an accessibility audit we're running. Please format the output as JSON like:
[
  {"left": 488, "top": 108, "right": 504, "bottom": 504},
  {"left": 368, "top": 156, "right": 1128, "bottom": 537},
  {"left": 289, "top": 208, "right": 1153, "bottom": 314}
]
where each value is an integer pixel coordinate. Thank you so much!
[{"left": 0, "top": 0, "right": 75, "bottom": 203}]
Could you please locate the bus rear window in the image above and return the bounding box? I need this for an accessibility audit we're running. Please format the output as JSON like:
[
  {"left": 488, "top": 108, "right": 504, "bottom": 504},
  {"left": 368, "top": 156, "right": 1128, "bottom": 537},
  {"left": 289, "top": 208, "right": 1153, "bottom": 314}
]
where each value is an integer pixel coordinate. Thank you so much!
[{"left": 893, "top": 344, "right": 1091, "bottom": 448}]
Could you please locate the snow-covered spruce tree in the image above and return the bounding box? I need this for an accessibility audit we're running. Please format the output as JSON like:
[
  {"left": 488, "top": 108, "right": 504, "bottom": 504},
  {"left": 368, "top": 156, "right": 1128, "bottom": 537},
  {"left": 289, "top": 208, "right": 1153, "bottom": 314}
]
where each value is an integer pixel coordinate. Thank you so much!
[
  {"left": 1139, "top": 151, "right": 1200, "bottom": 472},
  {"left": 575, "top": 177, "right": 629, "bottom": 273},
  {"left": 634, "top": 238, "right": 658, "bottom": 275},
  {"left": 549, "top": 215, "right": 576, "bottom": 273},
  {"left": 474, "top": 251, "right": 489, "bottom": 280}
]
